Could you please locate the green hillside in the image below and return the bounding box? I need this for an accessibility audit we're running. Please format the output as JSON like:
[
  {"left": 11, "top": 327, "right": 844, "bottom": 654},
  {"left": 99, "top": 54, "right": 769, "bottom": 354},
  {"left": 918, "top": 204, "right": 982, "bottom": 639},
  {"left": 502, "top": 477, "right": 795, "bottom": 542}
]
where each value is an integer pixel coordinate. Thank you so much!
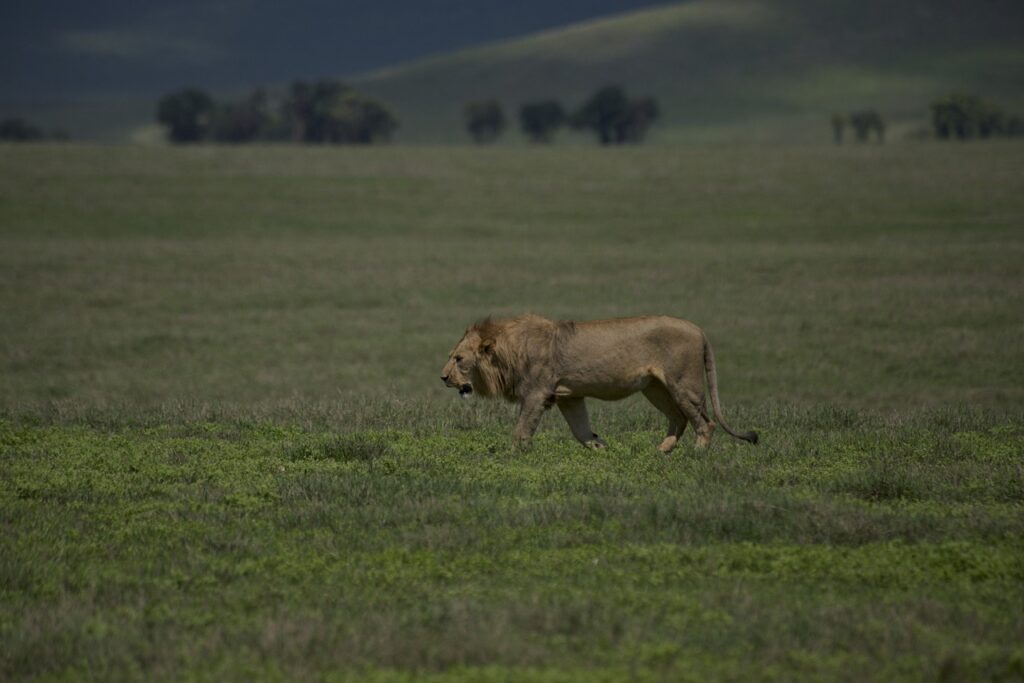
[
  {"left": 357, "top": 0, "right": 1024, "bottom": 143},
  {"left": 11, "top": 0, "right": 1023, "bottom": 143}
]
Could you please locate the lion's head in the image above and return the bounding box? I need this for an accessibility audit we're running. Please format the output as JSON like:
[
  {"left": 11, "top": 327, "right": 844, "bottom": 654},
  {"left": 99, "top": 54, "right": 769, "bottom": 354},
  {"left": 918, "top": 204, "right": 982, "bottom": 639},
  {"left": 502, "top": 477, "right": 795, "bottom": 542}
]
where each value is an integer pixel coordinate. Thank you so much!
[
  {"left": 441, "top": 315, "right": 569, "bottom": 401},
  {"left": 440, "top": 327, "right": 492, "bottom": 399}
]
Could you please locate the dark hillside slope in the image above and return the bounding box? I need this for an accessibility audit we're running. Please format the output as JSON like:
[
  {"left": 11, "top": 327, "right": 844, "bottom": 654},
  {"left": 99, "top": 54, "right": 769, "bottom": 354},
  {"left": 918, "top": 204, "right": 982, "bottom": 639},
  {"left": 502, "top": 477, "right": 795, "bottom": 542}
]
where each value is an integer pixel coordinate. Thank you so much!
[{"left": 356, "top": 0, "right": 1024, "bottom": 143}]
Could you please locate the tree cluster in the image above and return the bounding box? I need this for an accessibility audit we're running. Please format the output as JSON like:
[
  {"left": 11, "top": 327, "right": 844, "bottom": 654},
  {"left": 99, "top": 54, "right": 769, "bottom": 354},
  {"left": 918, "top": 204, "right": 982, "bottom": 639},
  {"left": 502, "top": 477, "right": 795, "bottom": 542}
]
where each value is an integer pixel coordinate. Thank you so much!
[
  {"left": 519, "top": 101, "right": 565, "bottom": 143},
  {"left": 463, "top": 100, "right": 506, "bottom": 144},
  {"left": 465, "top": 86, "right": 659, "bottom": 145},
  {"left": 830, "top": 110, "right": 885, "bottom": 144},
  {"left": 282, "top": 81, "right": 398, "bottom": 144},
  {"left": 930, "top": 94, "right": 1023, "bottom": 140},
  {"left": 156, "top": 81, "right": 398, "bottom": 145},
  {"left": 569, "top": 86, "right": 659, "bottom": 144},
  {"left": 0, "top": 118, "right": 69, "bottom": 142}
]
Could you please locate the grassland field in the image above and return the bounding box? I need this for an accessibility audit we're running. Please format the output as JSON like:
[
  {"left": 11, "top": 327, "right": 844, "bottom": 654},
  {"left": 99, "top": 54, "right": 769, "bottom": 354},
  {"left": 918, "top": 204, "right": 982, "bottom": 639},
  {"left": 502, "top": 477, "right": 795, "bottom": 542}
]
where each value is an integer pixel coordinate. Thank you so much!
[{"left": 1, "top": 142, "right": 1023, "bottom": 681}]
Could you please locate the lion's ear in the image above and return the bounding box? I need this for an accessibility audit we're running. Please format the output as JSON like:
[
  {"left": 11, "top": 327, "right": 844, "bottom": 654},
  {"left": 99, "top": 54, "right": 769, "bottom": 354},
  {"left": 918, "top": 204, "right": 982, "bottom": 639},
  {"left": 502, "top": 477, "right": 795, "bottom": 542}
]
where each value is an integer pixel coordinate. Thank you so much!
[{"left": 479, "top": 338, "right": 494, "bottom": 355}]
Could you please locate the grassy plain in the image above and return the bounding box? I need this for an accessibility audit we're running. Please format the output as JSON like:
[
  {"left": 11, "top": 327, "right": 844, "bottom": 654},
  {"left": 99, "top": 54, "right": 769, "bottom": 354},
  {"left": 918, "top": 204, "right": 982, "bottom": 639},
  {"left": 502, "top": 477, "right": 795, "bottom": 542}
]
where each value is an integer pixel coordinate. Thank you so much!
[{"left": 1, "top": 142, "right": 1023, "bottom": 681}]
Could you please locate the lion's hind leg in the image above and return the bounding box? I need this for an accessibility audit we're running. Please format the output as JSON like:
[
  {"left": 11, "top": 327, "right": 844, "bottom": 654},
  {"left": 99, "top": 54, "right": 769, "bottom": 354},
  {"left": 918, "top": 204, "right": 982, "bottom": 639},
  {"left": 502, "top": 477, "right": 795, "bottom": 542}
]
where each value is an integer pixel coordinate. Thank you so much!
[
  {"left": 662, "top": 380, "right": 715, "bottom": 449},
  {"left": 642, "top": 383, "right": 686, "bottom": 453}
]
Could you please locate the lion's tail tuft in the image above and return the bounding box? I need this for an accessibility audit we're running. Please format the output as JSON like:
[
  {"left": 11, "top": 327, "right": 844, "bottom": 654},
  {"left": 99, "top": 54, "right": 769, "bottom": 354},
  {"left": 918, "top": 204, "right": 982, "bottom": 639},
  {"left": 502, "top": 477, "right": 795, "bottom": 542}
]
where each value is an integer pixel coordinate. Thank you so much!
[{"left": 703, "top": 334, "right": 759, "bottom": 446}]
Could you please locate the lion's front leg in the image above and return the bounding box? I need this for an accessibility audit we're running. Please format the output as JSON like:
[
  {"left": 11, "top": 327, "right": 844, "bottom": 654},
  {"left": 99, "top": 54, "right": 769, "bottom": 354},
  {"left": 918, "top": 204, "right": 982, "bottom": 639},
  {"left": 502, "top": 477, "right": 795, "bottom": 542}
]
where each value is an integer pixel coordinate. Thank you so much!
[
  {"left": 513, "top": 393, "right": 550, "bottom": 447},
  {"left": 557, "top": 397, "right": 607, "bottom": 449}
]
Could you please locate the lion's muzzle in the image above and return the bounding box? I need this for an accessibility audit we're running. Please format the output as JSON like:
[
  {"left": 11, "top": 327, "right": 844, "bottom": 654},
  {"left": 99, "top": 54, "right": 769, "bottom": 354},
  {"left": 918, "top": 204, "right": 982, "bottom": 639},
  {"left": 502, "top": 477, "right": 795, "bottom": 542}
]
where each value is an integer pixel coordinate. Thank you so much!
[{"left": 442, "top": 374, "right": 473, "bottom": 398}]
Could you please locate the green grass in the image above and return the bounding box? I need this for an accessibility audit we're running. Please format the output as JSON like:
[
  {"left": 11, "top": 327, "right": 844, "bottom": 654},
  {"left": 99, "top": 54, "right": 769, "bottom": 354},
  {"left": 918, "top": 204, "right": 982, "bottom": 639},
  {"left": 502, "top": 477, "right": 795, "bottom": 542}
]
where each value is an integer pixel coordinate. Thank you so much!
[
  {"left": 1, "top": 141, "right": 1024, "bottom": 680},
  {"left": 3, "top": 412, "right": 1023, "bottom": 681},
  {"left": 1, "top": 142, "right": 1022, "bottom": 413}
]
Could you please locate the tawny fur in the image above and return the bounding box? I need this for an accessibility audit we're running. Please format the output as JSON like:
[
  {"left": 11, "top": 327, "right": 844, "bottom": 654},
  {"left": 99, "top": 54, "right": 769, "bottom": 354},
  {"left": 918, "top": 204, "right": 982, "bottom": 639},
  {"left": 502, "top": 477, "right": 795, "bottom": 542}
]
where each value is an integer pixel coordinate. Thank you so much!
[{"left": 441, "top": 314, "right": 757, "bottom": 452}]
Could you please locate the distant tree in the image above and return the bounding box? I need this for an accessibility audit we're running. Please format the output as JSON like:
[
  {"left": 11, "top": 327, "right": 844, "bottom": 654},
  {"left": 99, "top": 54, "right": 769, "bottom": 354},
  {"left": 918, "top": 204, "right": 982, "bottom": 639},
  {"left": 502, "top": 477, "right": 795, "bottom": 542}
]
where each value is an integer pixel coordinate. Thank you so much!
[
  {"left": 278, "top": 81, "right": 398, "bottom": 145},
  {"left": 930, "top": 94, "right": 1008, "bottom": 140},
  {"left": 830, "top": 112, "right": 847, "bottom": 144},
  {"left": 849, "top": 110, "right": 885, "bottom": 143},
  {"left": 570, "top": 85, "right": 628, "bottom": 144},
  {"left": 519, "top": 100, "right": 565, "bottom": 143},
  {"left": 976, "top": 108, "right": 1004, "bottom": 138},
  {"left": 280, "top": 80, "right": 351, "bottom": 143},
  {"left": 324, "top": 93, "right": 399, "bottom": 144},
  {"left": 305, "top": 81, "right": 350, "bottom": 143},
  {"left": 157, "top": 88, "right": 214, "bottom": 143},
  {"left": 622, "top": 96, "right": 659, "bottom": 143},
  {"left": 158, "top": 80, "right": 398, "bottom": 146},
  {"left": 570, "top": 85, "right": 660, "bottom": 145},
  {"left": 282, "top": 81, "right": 314, "bottom": 142},
  {"left": 210, "top": 89, "right": 272, "bottom": 143},
  {"left": 464, "top": 100, "right": 506, "bottom": 143},
  {"left": 0, "top": 117, "right": 46, "bottom": 141}
]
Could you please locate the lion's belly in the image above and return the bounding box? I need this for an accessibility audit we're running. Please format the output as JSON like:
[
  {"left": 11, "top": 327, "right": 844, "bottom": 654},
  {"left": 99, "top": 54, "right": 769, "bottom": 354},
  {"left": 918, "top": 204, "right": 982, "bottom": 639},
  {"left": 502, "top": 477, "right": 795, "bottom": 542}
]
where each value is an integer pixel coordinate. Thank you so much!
[{"left": 555, "top": 371, "right": 653, "bottom": 401}]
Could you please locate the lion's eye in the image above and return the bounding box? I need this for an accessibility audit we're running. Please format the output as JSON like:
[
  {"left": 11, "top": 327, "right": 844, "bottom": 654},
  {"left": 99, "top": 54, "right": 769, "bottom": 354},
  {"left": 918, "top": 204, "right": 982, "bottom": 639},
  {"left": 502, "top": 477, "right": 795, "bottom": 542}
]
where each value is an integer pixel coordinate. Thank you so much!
[{"left": 455, "top": 355, "right": 463, "bottom": 362}]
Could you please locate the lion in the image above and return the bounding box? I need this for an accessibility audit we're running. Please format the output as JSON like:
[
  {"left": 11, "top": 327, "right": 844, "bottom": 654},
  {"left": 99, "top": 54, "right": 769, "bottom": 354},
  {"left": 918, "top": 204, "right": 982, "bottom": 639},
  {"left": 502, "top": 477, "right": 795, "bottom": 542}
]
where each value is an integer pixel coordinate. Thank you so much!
[{"left": 440, "top": 314, "right": 758, "bottom": 452}]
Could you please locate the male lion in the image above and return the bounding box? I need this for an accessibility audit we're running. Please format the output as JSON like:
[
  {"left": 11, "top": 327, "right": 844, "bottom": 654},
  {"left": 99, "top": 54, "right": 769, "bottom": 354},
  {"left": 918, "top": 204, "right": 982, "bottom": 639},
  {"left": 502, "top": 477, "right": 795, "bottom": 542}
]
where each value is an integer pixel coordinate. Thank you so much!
[{"left": 440, "top": 314, "right": 758, "bottom": 452}]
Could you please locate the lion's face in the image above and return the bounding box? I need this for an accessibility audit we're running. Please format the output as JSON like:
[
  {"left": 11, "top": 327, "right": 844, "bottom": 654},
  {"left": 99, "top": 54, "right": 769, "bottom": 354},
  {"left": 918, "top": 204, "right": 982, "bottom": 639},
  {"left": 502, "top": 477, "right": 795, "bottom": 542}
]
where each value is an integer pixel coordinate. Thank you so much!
[{"left": 440, "top": 331, "right": 484, "bottom": 398}]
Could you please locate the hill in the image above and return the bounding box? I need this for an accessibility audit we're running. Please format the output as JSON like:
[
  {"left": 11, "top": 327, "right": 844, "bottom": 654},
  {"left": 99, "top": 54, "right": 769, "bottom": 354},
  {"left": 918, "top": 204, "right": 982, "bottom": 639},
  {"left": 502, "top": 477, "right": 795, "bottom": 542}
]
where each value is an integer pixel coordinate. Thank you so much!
[
  {"left": 356, "top": 0, "right": 1024, "bottom": 143},
  {"left": 10, "top": 0, "right": 1023, "bottom": 143}
]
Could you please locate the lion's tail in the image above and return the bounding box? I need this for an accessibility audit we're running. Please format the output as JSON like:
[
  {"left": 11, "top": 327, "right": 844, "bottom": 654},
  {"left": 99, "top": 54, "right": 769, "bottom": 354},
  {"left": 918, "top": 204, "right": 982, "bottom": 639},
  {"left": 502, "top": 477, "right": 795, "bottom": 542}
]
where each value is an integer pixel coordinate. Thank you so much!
[{"left": 703, "top": 335, "right": 758, "bottom": 445}]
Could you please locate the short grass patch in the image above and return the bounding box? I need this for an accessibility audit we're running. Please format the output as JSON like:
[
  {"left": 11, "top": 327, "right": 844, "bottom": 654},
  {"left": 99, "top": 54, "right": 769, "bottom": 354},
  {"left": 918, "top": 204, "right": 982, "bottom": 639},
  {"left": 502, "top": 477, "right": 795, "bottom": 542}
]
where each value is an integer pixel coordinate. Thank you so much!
[{"left": 2, "top": 411, "right": 1023, "bottom": 681}]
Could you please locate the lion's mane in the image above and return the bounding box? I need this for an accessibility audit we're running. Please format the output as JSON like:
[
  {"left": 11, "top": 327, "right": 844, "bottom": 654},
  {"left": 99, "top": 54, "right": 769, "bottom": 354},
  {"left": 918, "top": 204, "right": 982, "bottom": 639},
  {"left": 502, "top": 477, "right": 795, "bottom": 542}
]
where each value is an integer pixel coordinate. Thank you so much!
[{"left": 471, "top": 314, "right": 576, "bottom": 401}]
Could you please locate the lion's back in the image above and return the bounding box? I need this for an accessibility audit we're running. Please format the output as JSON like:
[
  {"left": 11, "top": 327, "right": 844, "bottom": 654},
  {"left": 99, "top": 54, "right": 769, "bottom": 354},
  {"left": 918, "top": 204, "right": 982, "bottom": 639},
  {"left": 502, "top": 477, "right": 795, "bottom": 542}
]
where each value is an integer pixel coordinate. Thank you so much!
[
  {"left": 556, "top": 316, "right": 705, "bottom": 394},
  {"left": 573, "top": 315, "right": 704, "bottom": 348}
]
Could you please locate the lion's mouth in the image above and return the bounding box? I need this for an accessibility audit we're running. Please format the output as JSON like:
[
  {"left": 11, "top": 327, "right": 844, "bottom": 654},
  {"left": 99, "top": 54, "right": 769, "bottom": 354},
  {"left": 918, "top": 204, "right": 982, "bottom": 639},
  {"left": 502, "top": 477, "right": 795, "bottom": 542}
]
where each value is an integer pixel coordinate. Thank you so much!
[{"left": 459, "top": 384, "right": 473, "bottom": 398}]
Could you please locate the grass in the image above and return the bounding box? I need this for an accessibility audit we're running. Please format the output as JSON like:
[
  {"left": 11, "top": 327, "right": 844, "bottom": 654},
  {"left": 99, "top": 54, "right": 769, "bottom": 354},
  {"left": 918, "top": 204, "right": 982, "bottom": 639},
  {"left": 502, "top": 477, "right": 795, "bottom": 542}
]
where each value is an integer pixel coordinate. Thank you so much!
[
  {"left": 1, "top": 141, "right": 1023, "bottom": 680},
  {"left": 1, "top": 142, "right": 1022, "bottom": 412},
  {"left": 2, "top": 411, "right": 1023, "bottom": 681}
]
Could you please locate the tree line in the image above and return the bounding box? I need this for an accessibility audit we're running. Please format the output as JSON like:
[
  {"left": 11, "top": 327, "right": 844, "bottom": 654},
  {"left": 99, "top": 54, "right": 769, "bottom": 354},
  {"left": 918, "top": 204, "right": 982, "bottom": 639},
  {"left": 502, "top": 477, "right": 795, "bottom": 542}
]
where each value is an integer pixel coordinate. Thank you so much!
[
  {"left": 464, "top": 85, "right": 659, "bottom": 145},
  {"left": 0, "top": 118, "right": 69, "bottom": 142},
  {"left": 830, "top": 110, "right": 886, "bottom": 144},
  {"left": 929, "top": 93, "right": 1023, "bottom": 140},
  {"left": 156, "top": 82, "right": 658, "bottom": 146},
  {"left": 157, "top": 81, "right": 398, "bottom": 144},
  {"left": 830, "top": 94, "right": 1023, "bottom": 144}
]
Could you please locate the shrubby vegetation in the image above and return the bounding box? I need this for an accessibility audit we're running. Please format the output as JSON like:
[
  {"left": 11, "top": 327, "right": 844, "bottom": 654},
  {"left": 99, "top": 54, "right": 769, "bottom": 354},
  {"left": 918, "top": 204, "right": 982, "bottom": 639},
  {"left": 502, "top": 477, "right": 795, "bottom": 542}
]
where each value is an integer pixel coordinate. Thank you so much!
[
  {"left": 208, "top": 89, "right": 273, "bottom": 143},
  {"left": 156, "top": 81, "right": 398, "bottom": 145},
  {"left": 282, "top": 81, "right": 399, "bottom": 144},
  {"left": 463, "top": 99, "right": 507, "bottom": 144},
  {"left": 156, "top": 88, "right": 215, "bottom": 143},
  {"left": 519, "top": 100, "right": 565, "bottom": 143},
  {"left": 930, "top": 93, "right": 1023, "bottom": 140},
  {"left": 850, "top": 110, "right": 886, "bottom": 143},
  {"left": 569, "top": 85, "right": 659, "bottom": 144},
  {"left": 829, "top": 96, "right": 1024, "bottom": 143},
  {"left": 470, "top": 86, "right": 659, "bottom": 145},
  {"left": 830, "top": 110, "right": 885, "bottom": 144},
  {"left": 0, "top": 117, "right": 68, "bottom": 142}
]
